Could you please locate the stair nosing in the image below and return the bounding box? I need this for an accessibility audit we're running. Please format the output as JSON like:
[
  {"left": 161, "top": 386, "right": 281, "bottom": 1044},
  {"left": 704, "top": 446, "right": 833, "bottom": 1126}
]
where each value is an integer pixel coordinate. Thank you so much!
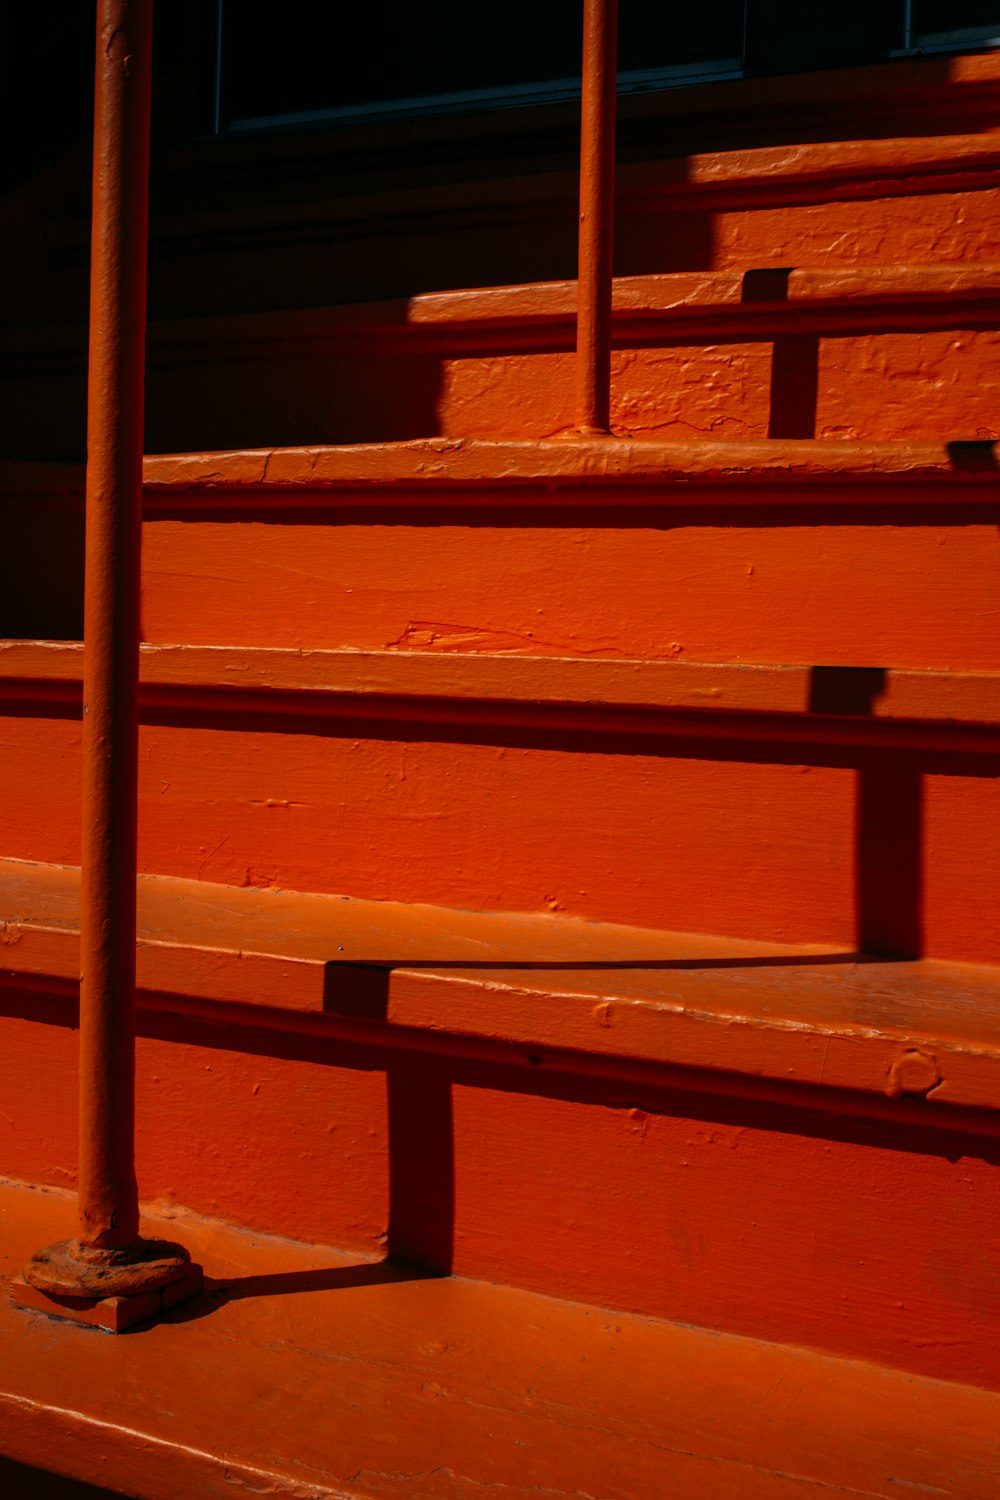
[
  {"left": 3, "top": 262, "right": 999, "bottom": 362},
  {"left": 4, "top": 438, "right": 996, "bottom": 495},
  {"left": 3, "top": 856, "right": 1000, "bottom": 1118},
  {"left": 2, "top": 643, "right": 999, "bottom": 749}
]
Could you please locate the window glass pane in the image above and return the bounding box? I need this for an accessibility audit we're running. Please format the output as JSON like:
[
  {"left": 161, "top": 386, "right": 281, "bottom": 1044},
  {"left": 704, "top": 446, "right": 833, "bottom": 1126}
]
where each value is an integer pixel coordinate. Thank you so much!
[
  {"left": 219, "top": 1, "right": 1000, "bottom": 133},
  {"left": 225, "top": 1, "right": 579, "bottom": 124},
  {"left": 619, "top": 3, "right": 744, "bottom": 76},
  {"left": 222, "top": 0, "right": 744, "bottom": 128},
  {"left": 746, "top": 1, "right": 893, "bottom": 76},
  {"left": 913, "top": 1, "right": 1000, "bottom": 45}
]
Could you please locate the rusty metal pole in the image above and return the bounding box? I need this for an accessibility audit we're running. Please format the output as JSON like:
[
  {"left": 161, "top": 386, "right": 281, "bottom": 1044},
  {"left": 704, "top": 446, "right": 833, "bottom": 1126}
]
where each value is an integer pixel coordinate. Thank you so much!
[
  {"left": 575, "top": 0, "right": 618, "bottom": 436},
  {"left": 20, "top": 0, "right": 200, "bottom": 1322},
  {"left": 78, "top": 0, "right": 152, "bottom": 1257}
]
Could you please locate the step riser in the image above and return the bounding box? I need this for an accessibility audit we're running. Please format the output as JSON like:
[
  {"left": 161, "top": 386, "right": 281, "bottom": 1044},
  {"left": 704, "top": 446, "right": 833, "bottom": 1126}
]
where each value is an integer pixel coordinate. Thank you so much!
[
  {"left": 644, "top": 186, "right": 1000, "bottom": 285},
  {"left": 140, "top": 511, "right": 1000, "bottom": 672},
  {"left": 3, "top": 327, "right": 998, "bottom": 457},
  {"left": 46, "top": 180, "right": 1000, "bottom": 326},
  {"left": 2, "top": 710, "right": 997, "bottom": 961},
  {"left": 3, "top": 984, "right": 999, "bottom": 1391},
  {"left": 432, "top": 331, "right": 1000, "bottom": 444},
  {"left": 7, "top": 501, "right": 1000, "bottom": 673}
]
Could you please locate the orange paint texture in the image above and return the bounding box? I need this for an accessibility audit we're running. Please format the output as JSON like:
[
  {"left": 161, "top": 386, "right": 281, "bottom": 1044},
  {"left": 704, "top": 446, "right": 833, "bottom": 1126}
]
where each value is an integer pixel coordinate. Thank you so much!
[
  {"left": 2, "top": 56, "right": 1000, "bottom": 1475},
  {"left": 5, "top": 708, "right": 1000, "bottom": 960},
  {"left": 143, "top": 514, "right": 1000, "bottom": 669},
  {"left": 435, "top": 332, "right": 1000, "bottom": 442},
  {"left": 3, "top": 1175, "right": 1000, "bottom": 1499},
  {"left": 2, "top": 991, "right": 1000, "bottom": 1390}
]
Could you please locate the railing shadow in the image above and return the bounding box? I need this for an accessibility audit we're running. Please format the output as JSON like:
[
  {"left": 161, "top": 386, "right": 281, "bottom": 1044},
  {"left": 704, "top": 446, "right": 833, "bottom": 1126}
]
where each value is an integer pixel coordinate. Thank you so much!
[
  {"left": 158, "top": 1257, "right": 436, "bottom": 1327},
  {"left": 322, "top": 950, "right": 911, "bottom": 1022}
]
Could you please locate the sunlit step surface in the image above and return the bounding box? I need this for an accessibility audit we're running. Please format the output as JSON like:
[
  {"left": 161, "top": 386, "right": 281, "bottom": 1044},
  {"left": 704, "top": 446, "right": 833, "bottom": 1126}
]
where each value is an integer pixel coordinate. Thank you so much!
[{"left": 2, "top": 1176, "right": 999, "bottom": 1500}]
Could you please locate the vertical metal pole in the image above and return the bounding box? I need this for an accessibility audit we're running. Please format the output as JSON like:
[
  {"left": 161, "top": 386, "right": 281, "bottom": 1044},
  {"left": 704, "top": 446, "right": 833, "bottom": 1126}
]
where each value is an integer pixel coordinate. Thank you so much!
[
  {"left": 75, "top": 0, "right": 152, "bottom": 1248},
  {"left": 22, "top": 0, "right": 199, "bottom": 1318},
  {"left": 575, "top": 0, "right": 618, "bottom": 435},
  {"left": 78, "top": 0, "right": 153, "bottom": 1251}
]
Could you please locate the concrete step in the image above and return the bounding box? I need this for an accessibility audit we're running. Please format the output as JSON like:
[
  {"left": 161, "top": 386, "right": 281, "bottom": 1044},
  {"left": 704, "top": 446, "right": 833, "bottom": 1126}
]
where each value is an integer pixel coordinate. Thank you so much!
[
  {"left": 1, "top": 438, "right": 998, "bottom": 960},
  {"left": 44, "top": 117, "right": 1000, "bottom": 324},
  {"left": 2, "top": 858, "right": 1000, "bottom": 1386},
  {"left": 5, "top": 436, "right": 999, "bottom": 667},
  {"left": 2, "top": 1176, "right": 1000, "bottom": 1498},
  {"left": 2, "top": 634, "right": 1000, "bottom": 961},
  {"left": 2, "top": 263, "right": 997, "bottom": 457}
]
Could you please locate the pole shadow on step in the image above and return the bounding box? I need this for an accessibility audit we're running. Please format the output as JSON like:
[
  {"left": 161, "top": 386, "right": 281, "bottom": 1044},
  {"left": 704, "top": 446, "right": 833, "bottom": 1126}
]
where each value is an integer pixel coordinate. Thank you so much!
[{"left": 809, "top": 666, "right": 923, "bottom": 960}]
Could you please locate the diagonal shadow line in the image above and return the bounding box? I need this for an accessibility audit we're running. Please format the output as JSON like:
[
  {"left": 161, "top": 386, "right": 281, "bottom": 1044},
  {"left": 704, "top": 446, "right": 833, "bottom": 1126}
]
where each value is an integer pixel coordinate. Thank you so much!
[
  {"left": 208, "top": 1261, "right": 428, "bottom": 1299},
  {"left": 327, "top": 953, "right": 903, "bottom": 972},
  {"left": 321, "top": 954, "right": 912, "bottom": 1023},
  {"left": 159, "top": 1260, "right": 438, "bottom": 1324}
]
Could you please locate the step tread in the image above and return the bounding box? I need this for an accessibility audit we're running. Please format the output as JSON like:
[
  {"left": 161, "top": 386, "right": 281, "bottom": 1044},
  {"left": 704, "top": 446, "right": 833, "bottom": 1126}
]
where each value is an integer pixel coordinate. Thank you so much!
[
  {"left": 3, "top": 262, "right": 998, "bottom": 358},
  {"left": 3, "top": 437, "right": 997, "bottom": 498},
  {"left": 4, "top": 640, "right": 1000, "bottom": 735},
  {"left": 2, "top": 857, "right": 999, "bottom": 1113},
  {"left": 1, "top": 1176, "right": 998, "bottom": 1500},
  {"left": 141, "top": 437, "right": 1000, "bottom": 492}
]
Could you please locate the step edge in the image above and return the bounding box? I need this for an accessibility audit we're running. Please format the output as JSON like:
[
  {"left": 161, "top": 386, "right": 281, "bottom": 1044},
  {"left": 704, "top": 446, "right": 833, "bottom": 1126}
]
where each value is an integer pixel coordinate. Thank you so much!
[
  {"left": 45, "top": 129, "right": 1000, "bottom": 256},
  {"left": 4, "top": 1169, "right": 1000, "bottom": 1500},
  {"left": 3, "top": 858, "right": 1000, "bottom": 1119},
  {"left": 141, "top": 437, "right": 1000, "bottom": 490},
  {"left": 2, "top": 644, "right": 999, "bottom": 741},
  {"left": 4, "top": 263, "right": 999, "bottom": 359},
  {"left": 3, "top": 439, "right": 996, "bottom": 495}
]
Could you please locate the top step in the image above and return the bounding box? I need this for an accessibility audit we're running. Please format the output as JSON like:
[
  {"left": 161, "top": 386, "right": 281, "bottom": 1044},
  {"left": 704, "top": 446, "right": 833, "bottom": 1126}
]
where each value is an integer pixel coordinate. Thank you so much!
[{"left": 50, "top": 124, "right": 1000, "bottom": 322}]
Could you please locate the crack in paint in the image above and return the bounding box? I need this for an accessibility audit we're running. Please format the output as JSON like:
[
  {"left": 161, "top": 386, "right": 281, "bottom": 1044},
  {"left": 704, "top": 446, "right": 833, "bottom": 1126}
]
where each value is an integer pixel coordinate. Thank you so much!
[{"left": 346, "top": 1471, "right": 600, "bottom": 1498}]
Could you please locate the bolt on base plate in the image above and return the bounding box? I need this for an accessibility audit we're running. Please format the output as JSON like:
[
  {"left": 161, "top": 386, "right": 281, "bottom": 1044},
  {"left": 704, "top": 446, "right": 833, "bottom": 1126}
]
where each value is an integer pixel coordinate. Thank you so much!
[{"left": 11, "top": 1238, "right": 204, "bottom": 1331}]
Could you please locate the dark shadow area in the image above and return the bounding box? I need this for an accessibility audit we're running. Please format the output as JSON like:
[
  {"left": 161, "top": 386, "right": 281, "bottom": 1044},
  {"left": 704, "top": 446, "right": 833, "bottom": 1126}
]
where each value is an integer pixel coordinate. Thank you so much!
[
  {"left": 614, "top": 307, "right": 1000, "bottom": 353},
  {"left": 144, "top": 501, "right": 1000, "bottom": 533},
  {"left": 808, "top": 668, "right": 923, "bottom": 959},
  {"left": 0, "top": 696, "right": 82, "bottom": 724},
  {"left": 947, "top": 439, "right": 1000, "bottom": 472},
  {"left": 0, "top": 1458, "right": 121, "bottom": 1499},
  {"left": 808, "top": 666, "right": 887, "bottom": 717},
  {"left": 741, "top": 267, "right": 793, "bottom": 303},
  {"left": 615, "top": 204, "right": 716, "bottom": 279},
  {"left": 0, "top": 10, "right": 94, "bottom": 199},
  {"left": 856, "top": 761, "right": 923, "bottom": 959},
  {"left": 616, "top": 57, "right": 967, "bottom": 154},
  {"left": 206, "top": 1259, "right": 423, "bottom": 1300},
  {"left": 144, "top": 351, "right": 447, "bottom": 454},
  {"left": 387, "top": 1061, "right": 455, "bottom": 1272},
  {"left": 0, "top": 497, "right": 85, "bottom": 642},
  {"left": 768, "top": 333, "right": 819, "bottom": 439}
]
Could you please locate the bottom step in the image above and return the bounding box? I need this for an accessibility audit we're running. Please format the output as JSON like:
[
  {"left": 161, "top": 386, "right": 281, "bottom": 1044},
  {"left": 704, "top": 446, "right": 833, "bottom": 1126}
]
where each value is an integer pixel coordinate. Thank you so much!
[{"left": 0, "top": 1177, "right": 997, "bottom": 1500}]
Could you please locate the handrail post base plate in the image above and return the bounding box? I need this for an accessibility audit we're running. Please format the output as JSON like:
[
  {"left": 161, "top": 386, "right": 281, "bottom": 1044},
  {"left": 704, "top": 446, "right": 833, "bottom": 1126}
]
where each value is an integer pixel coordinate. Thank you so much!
[{"left": 11, "top": 1239, "right": 203, "bottom": 1332}]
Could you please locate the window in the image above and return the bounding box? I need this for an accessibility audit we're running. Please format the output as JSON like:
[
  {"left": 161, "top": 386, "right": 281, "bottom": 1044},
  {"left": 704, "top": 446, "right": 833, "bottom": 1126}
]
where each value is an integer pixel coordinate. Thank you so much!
[
  {"left": 905, "top": 0, "right": 1000, "bottom": 52},
  {"left": 215, "top": 1, "right": 744, "bottom": 133},
  {"left": 212, "top": 1, "right": 1000, "bottom": 136}
]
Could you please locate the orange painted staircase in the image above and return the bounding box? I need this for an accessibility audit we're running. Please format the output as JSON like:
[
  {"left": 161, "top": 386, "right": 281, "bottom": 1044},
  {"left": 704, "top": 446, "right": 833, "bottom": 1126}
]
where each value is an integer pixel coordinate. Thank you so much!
[{"left": 1, "top": 56, "right": 1000, "bottom": 1497}]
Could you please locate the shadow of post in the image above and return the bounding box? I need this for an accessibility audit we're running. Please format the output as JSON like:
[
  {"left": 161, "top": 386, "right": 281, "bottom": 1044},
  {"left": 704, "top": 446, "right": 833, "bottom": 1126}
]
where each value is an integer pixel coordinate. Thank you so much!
[{"left": 809, "top": 666, "right": 923, "bottom": 959}]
